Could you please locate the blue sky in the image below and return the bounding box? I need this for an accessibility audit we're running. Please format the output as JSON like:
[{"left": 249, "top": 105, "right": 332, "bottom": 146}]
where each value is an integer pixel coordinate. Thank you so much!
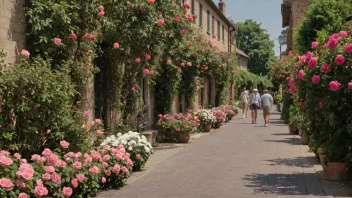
[{"left": 214, "top": 0, "right": 286, "bottom": 57}]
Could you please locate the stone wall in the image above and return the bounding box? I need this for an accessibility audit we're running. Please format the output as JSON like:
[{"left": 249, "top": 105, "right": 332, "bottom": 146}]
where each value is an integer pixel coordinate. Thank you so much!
[{"left": 0, "top": 0, "right": 26, "bottom": 64}]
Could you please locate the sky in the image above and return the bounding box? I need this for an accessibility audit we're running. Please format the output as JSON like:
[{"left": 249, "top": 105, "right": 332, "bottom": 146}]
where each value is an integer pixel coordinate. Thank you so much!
[{"left": 213, "top": 0, "right": 286, "bottom": 57}]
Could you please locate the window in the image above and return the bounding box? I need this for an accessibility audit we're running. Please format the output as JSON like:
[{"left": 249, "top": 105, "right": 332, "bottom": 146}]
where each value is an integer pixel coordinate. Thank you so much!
[
  {"left": 217, "top": 21, "right": 220, "bottom": 40},
  {"left": 199, "top": 4, "right": 203, "bottom": 27},
  {"left": 207, "top": 11, "right": 210, "bottom": 32},
  {"left": 212, "top": 16, "right": 214, "bottom": 35},
  {"left": 222, "top": 25, "right": 225, "bottom": 41},
  {"left": 191, "top": 0, "right": 194, "bottom": 14}
]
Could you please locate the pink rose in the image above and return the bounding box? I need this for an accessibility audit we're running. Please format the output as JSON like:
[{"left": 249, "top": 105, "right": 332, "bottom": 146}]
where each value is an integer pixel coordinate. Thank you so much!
[
  {"left": 13, "top": 153, "right": 21, "bottom": 160},
  {"left": 0, "top": 178, "right": 14, "bottom": 191},
  {"left": 175, "top": 16, "right": 181, "bottom": 23},
  {"left": 121, "top": 166, "right": 129, "bottom": 174},
  {"left": 105, "top": 170, "right": 111, "bottom": 176},
  {"left": 308, "top": 57, "right": 317, "bottom": 70},
  {"left": 329, "top": 81, "right": 340, "bottom": 91},
  {"left": 157, "top": 18, "right": 165, "bottom": 25},
  {"left": 62, "top": 187, "right": 73, "bottom": 197},
  {"left": 76, "top": 174, "right": 85, "bottom": 182},
  {"left": 178, "top": 68, "right": 182, "bottom": 73},
  {"left": 289, "top": 86, "right": 296, "bottom": 94},
  {"left": 311, "top": 41, "right": 319, "bottom": 49},
  {"left": 311, "top": 75, "right": 320, "bottom": 84},
  {"left": 335, "top": 55, "right": 345, "bottom": 65},
  {"left": 306, "top": 51, "right": 312, "bottom": 60},
  {"left": 143, "top": 68, "right": 150, "bottom": 75},
  {"left": 83, "top": 111, "right": 89, "bottom": 118},
  {"left": 0, "top": 156, "right": 13, "bottom": 167},
  {"left": 89, "top": 35, "right": 96, "bottom": 41},
  {"left": 195, "top": 86, "right": 200, "bottom": 92},
  {"left": 42, "top": 173, "right": 51, "bottom": 181},
  {"left": 60, "top": 140, "right": 69, "bottom": 149},
  {"left": 73, "top": 161, "right": 82, "bottom": 170},
  {"left": 203, "top": 66, "right": 208, "bottom": 71},
  {"left": 99, "top": 5, "right": 104, "bottom": 11},
  {"left": 103, "top": 154, "right": 111, "bottom": 162},
  {"left": 89, "top": 166, "right": 99, "bottom": 175},
  {"left": 149, "top": 70, "right": 154, "bottom": 75},
  {"left": 344, "top": 44, "right": 352, "bottom": 53},
  {"left": 98, "top": 11, "right": 105, "bottom": 16},
  {"left": 135, "top": 58, "right": 141, "bottom": 63},
  {"left": 54, "top": 38, "right": 61, "bottom": 45},
  {"left": 34, "top": 184, "right": 48, "bottom": 197},
  {"left": 113, "top": 164, "right": 121, "bottom": 173},
  {"left": 69, "top": 33, "right": 77, "bottom": 41},
  {"left": 348, "top": 81, "right": 352, "bottom": 89},
  {"left": 42, "top": 148, "right": 52, "bottom": 157},
  {"left": 183, "top": 2, "right": 190, "bottom": 9},
  {"left": 297, "top": 70, "right": 305, "bottom": 79},
  {"left": 187, "top": 62, "right": 192, "bottom": 67},
  {"left": 90, "top": 120, "right": 95, "bottom": 126},
  {"left": 95, "top": 130, "right": 104, "bottom": 135},
  {"left": 147, "top": 0, "right": 154, "bottom": 4},
  {"left": 47, "top": 154, "right": 58, "bottom": 165},
  {"left": 319, "top": 102, "right": 324, "bottom": 109},
  {"left": 145, "top": 54, "right": 151, "bottom": 61},
  {"left": 136, "top": 154, "right": 141, "bottom": 160},
  {"left": 102, "top": 162, "right": 109, "bottom": 168},
  {"left": 102, "top": 177, "right": 106, "bottom": 183},
  {"left": 18, "top": 193, "right": 28, "bottom": 198},
  {"left": 71, "top": 178, "right": 79, "bottom": 188},
  {"left": 131, "top": 87, "right": 136, "bottom": 93},
  {"left": 328, "top": 35, "right": 339, "bottom": 50},
  {"left": 113, "top": 43, "right": 120, "bottom": 49},
  {"left": 21, "top": 49, "right": 30, "bottom": 57},
  {"left": 51, "top": 173, "right": 61, "bottom": 184},
  {"left": 181, "top": 29, "right": 188, "bottom": 35},
  {"left": 166, "top": 59, "right": 172, "bottom": 65},
  {"left": 95, "top": 119, "right": 102, "bottom": 124},
  {"left": 340, "top": 31, "right": 348, "bottom": 37},
  {"left": 321, "top": 64, "right": 331, "bottom": 73}
]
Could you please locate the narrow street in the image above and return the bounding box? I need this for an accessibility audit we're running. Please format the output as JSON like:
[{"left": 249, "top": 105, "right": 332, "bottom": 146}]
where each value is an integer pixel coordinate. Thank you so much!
[{"left": 98, "top": 110, "right": 352, "bottom": 198}]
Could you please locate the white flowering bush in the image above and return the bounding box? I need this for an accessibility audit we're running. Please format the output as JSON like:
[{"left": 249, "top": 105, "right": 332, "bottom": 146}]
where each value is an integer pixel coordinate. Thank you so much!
[
  {"left": 100, "top": 131, "right": 153, "bottom": 171},
  {"left": 195, "top": 109, "right": 217, "bottom": 124}
]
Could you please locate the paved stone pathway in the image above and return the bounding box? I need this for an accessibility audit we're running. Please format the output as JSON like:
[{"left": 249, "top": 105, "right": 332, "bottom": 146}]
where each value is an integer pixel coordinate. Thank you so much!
[{"left": 98, "top": 110, "right": 352, "bottom": 198}]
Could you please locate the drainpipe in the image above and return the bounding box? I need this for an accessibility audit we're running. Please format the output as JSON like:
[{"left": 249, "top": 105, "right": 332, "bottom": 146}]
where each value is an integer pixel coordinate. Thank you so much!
[{"left": 228, "top": 26, "right": 237, "bottom": 54}]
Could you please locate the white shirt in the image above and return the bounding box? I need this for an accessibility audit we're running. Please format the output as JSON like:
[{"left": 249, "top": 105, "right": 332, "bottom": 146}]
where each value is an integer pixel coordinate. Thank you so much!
[{"left": 250, "top": 93, "right": 261, "bottom": 104}]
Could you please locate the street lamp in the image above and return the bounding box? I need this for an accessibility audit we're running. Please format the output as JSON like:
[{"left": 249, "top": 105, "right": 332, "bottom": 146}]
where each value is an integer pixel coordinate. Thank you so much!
[{"left": 278, "top": 30, "right": 287, "bottom": 59}]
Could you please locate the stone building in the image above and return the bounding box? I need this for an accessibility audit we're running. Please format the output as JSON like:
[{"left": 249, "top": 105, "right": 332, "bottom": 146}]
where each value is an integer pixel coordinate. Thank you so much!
[
  {"left": 281, "top": 0, "right": 310, "bottom": 53},
  {"left": 0, "top": 0, "right": 26, "bottom": 64}
]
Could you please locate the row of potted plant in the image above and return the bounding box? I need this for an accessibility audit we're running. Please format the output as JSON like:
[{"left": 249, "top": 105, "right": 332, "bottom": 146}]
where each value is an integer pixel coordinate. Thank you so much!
[{"left": 156, "top": 105, "right": 238, "bottom": 143}]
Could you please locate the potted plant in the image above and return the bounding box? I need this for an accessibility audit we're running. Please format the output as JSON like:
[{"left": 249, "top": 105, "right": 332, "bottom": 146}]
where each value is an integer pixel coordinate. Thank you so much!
[
  {"left": 175, "top": 119, "right": 197, "bottom": 143},
  {"left": 195, "top": 109, "right": 216, "bottom": 132},
  {"left": 212, "top": 109, "right": 226, "bottom": 129}
]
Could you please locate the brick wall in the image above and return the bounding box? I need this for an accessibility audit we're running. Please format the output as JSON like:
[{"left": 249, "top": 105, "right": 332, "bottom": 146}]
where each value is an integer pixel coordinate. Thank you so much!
[
  {"left": 290, "top": 0, "right": 310, "bottom": 52},
  {"left": 0, "top": 0, "right": 26, "bottom": 64}
]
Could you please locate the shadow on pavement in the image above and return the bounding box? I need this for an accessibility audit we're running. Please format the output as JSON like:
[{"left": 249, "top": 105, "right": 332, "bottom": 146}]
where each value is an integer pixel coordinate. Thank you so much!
[
  {"left": 242, "top": 173, "right": 325, "bottom": 196},
  {"left": 271, "top": 133, "right": 291, "bottom": 136},
  {"left": 264, "top": 156, "right": 316, "bottom": 168},
  {"left": 264, "top": 138, "right": 301, "bottom": 145}
]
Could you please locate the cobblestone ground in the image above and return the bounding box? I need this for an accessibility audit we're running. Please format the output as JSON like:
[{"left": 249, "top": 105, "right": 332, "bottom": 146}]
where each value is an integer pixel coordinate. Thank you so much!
[{"left": 98, "top": 110, "right": 352, "bottom": 198}]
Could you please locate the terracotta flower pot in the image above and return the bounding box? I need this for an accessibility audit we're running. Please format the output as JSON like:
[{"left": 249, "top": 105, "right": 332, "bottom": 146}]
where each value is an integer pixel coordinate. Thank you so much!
[
  {"left": 178, "top": 133, "right": 190, "bottom": 143},
  {"left": 322, "top": 162, "right": 347, "bottom": 181},
  {"left": 289, "top": 126, "right": 297, "bottom": 135},
  {"left": 284, "top": 120, "right": 289, "bottom": 124},
  {"left": 216, "top": 122, "right": 221, "bottom": 129},
  {"left": 300, "top": 132, "right": 308, "bottom": 145},
  {"left": 203, "top": 123, "right": 212, "bottom": 132}
]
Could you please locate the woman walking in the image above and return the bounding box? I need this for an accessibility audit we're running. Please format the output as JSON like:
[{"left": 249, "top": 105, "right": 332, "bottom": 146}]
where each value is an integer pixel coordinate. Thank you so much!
[{"left": 239, "top": 87, "right": 249, "bottom": 118}]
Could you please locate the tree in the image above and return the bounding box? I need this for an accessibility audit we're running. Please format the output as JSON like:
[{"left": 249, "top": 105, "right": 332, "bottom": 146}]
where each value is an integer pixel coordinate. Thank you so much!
[
  {"left": 295, "top": 0, "right": 352, "bottom": 54},
  {"left": 236, "top": 19, "right": 277, "bottom": 75}
]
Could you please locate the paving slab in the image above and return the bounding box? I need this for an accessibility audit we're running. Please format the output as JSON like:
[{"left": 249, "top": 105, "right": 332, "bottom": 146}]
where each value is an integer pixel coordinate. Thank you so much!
[{"left": 97, "top": 110, "right": 352, "bottom": 198}]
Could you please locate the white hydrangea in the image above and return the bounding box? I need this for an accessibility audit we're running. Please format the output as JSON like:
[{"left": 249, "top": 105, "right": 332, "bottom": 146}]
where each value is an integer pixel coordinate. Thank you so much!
[{"left": 100, "top": 131, "right": 153, "bottom": 154}]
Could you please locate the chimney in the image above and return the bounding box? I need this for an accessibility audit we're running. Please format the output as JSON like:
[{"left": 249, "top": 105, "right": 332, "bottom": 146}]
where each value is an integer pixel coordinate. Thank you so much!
[{"left": 218, "top": 0, "right": 226, "bottom": 15}]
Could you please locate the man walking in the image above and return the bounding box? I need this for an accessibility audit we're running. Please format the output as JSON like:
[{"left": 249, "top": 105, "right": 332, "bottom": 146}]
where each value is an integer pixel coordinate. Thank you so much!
[
  {"left": 261, "top": 90, "right": 273, "bottom": 127},
  {"left": 239, "top": 87, "right": 249, "bottom": 118},
  {"left": 249, "top": 89, "right": 261, "bottom": 124}
]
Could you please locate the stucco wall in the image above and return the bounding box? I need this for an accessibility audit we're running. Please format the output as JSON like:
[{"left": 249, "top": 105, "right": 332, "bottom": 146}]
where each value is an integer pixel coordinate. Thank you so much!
[
  {"left": 0, "top": 0, "right": 26, "bottom": 64},
  {"left": 238, "top": 55, "right": 248, "bottom": 70}
]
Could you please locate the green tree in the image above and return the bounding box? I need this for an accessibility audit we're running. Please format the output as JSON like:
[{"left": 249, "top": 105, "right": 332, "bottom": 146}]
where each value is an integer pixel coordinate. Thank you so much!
[
  {"left": 236, "top": 19, "right": 277, "bottom": 75},
  {"left": 295, "top": 0, "right": 352, "bottom": 54}
]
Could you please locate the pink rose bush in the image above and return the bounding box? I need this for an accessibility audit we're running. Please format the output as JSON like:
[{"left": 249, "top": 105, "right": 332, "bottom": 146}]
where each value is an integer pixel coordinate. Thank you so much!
[
  {"left": 0, "top": 143, "right": 133, "bottom": 197},
  {"left": 290, "top": 26, "right": 352, "bottom": 164}
]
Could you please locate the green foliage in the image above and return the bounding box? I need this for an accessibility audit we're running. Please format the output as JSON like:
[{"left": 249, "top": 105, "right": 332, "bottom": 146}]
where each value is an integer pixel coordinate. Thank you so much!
[
  {"left": 236, "top": 19, "right": 277, "bottom": 75},
  {"left": 0, "top": 56, "right": 86, "bottom": 158},
  {"left": 295, "top": 0, "right": 352, "bottom": 54},
  {"left": 236, "top": 69, "right": 273, "bottom": 94}
]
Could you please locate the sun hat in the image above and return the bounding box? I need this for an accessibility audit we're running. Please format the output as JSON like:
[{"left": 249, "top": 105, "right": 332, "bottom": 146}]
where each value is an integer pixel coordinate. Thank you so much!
[{"left": 253, "top": 88, "right": 258, "bottom": 92}]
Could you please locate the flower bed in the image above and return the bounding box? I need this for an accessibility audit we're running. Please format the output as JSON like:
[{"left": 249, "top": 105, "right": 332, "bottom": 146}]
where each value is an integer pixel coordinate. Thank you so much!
[{"left": 100, "top": 132, "right": 153, "bottom": 172}]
